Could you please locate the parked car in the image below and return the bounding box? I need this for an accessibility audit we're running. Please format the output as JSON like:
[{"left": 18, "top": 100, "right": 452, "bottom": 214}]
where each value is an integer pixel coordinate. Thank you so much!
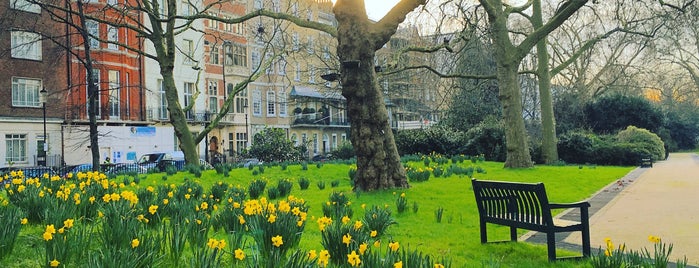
[
  {"left": 137, "top": 151, "right": 185, "bottom": 172},
  {"left": 312, "top": 154, "right": 329, "bottom": 162},
  {"left": 241, "top": 158, "right": 262, "bottom": 168},
  {"left": 106, "top": 163, "right": 148, "bottom": 175}
]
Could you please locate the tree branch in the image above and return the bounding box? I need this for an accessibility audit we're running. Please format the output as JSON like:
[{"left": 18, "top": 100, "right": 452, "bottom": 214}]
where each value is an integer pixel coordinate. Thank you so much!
[{"left": 371, "top": 0, "right": 427, "bottom": 50}]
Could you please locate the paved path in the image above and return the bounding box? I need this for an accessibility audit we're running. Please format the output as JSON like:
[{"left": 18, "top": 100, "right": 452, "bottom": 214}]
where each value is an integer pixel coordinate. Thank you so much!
[{"left": 526, "top": 153, "right": 699, "bottom": 265}]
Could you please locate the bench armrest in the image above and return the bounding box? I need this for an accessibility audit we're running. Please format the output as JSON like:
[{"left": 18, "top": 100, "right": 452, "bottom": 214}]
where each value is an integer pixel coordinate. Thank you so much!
[{"left": 549, "top": 201, "right": 590, "bottom": 209}]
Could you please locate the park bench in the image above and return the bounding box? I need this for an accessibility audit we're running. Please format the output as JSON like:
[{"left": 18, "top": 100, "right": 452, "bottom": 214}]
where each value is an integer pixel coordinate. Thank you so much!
[
  {"left": 471, "top": 179, "right": 591, "bottom": 261},
  {"left": 640, "top": 157, "right": 653, "bottom": 168}
]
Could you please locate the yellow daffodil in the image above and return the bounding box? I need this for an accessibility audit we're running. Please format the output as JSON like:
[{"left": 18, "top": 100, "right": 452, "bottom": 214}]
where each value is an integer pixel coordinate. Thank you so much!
[
  {"left": 131, "top": 238, "right": 140, "bottom": 248},
  {"left": 347, "top": 250, "right": 361, "bottom": 267},
  {"left": 353, "top": 220, "right": 363, "bottom": 230},
  {"left": 271, "top": 235, "right": 283, "bottom": 247},
  {"left": 434, "top": 264, "right": 445, "bottom": 268},
  {"left": 370, "top": 230, "right": 378, "bottom": 237},
  {"left": 21, "top": 218, "right": 28, "bottom": 225},
  {"left": 49, "top": 259, "right": 60, "bottom": 267},
  {"left": 359, "top": 243, "right": 368, "bottom": 255},
  {"left": 318, "top": 250, "right": 330, "bottom": 267},
  {"left": 238, "top": 215, "right": 246, "bottom": 225},
  {"left": 394, "top": 261, "right": 403, "bottom": 268},
  {"left": 235, "top": 248, "right": 245, "bottom": 260},
  {"left": 648, "top": 235, "right": 661, "bottom": 244},
  {"left": 342, "top": 233, "right": 352, "bottom": 245},
  {"left": 374, "top": 240, "right": 381, "bottom": 248},
  {"left": 307, "top": 249, "right": 317, "bottom": 260},
  {"left": 389, "top": 241, "right": 400, "bottom": 252},
  {"left": 148, "top": 205, "right": 158, "bottom": 215},
  {"left": 268, "top": 214, "right": 277, "bottom": 223},
  {"left": 63, "top": 218, "right": 74, "bottom": 228},
  {"left": 342, "top": 215, "right": 351, "bottom": 224}
]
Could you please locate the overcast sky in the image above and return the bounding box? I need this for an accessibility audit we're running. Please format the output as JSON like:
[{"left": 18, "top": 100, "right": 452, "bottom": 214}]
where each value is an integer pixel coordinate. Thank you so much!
[{"left": 365, "top": 0, "right": 401, "bottom": 20}]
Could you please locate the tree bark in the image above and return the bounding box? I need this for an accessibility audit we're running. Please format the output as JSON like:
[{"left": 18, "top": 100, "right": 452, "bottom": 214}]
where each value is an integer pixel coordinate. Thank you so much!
[
  {"left": 533, "top": 0, "right": 558, "bottom": 164},
  {"left": 334, "top": 0, "right": 424, "bottom": 191}
]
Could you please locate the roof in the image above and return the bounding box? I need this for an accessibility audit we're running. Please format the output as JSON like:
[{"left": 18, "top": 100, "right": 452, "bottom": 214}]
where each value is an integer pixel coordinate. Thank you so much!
[{"left": 290, "top": 86, "right": 345, "bottom": 101}]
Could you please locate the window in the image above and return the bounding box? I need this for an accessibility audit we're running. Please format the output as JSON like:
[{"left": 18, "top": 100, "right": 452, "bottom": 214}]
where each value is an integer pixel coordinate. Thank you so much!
[
  {"left": 324, "top": 68, "right": 332, "bottom": 87},
  {"left": 236, "top": 132, "right": 247, "bottom": 152},
  {"left": 265, "top": 53, "right": 274, "bottom": 74},
  {"left": 107, "top": 26, "right": 118, "bottom": 50},
  {"left": 183, "top": 39, "right": 194, "bottom": 65},
  {"left": 332, "top": 134, "right": 337, "bottom": 149},
  {"left": 5, "top": 134, "right": 27, "bottom": 163},
  {"left": 294, "top": 63, "right": 301, "bottom": 81},
  {"left": 231, "top": 44, "right": 247, "bottom": 67},
  {"left": 266, "top": 90, "right": 276, "bottom": 116},
  {"left": 207, "top": 13, "right": 217, "bottom": 28},
  {"left": 251, "top": 50, "right": 260, "bottom": 71},
  {"left": 208, "top": 80, "right": 218, "bottom": 113},
  {"left": 235, "top": 88, "right": 248, "bottom": 113},
  {"left": 277, "top": 57, "right": 286, "bottom": 75},
  {"left": 210, "top": 46, "right": 219, "bottom": 65},
  {"left": 253, "top": 0, "right": 262, "bottom": 10},
  {"left": 291, "top": 3, "right": 299, "bottom": 16},
  {"left": 124, "top": 72, "right": 130, "bottom": 117},
  {"left": 341, "top": 133, "right": 347, "bottom": 143},
  {"left": 272, "top": 0, "right": 280, "bottom": 12},
  {"left": 323, "top": 45, "right": 330, "bottom": 59},
  {"left": 10, "top": 0, "right": 40, "bottom": 13},
  {"left": 87, "top": 69, "right": 101, "bottom": 117},
  {"left": 307, "top": 8, "right": 313, "bottom": 21},
  {"left": 313, "top": 133, "right": 318, "bottom": 154},
  {"left": 306, "top": 36, "right": 314, "bottom": 54},
  {"left": 184, "top": 82, "right": 194, "bottom": 119},
  {"left": 158, "top": 79, "right": 168, "bottom": 119},
  {"left": 309, "top": 65, "right": 316, "bottom": 84},
  {"left": 292, "top": 32, "right": 300, "bottom": 52},
  {"left": 252, "top": 89, "right": 261, "bottom": 116},
  {"left": 181, "top": 0, "right": 192, "bottom": 16},
  {"left": 209, "top": 96, "right": 218, "bottom": 114},
  {"left": 278, "top": 88, "right": 287, "bottom": 116},
  {"left": 108, "top": 70, "right": 120, "bottom": 118},
  {"left": 107, "top": 0, "right": 117, "bottom": 5},
  {"left": 86, "top": 20, "right": 99, "bottom": 49},
  {"left": 11, "top": 31, "right": 41, "bottom": 60},
  {"left": 11, "top": 77, "right": 41, "bottom": 107}
]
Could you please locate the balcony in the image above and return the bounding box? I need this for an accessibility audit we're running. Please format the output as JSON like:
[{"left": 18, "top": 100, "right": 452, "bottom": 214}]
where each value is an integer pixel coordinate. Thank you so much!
[{"left": 292, "top": 113, "right": 349, "bottom": 128}]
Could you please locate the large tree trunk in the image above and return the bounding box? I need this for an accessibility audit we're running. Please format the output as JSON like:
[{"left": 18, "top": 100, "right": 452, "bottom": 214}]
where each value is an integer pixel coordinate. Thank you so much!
[
  {"left": 161, "top": 70, "right": 199, "bottom": 165},
  {"left": 76, "top": 1, "right": 101, "bottom": 171},
  {"left": 335, "top": 0, "right": 410, "bottom": 191},
  {"left": 533, "top": 0, "right": 558, "bottom": 164}
]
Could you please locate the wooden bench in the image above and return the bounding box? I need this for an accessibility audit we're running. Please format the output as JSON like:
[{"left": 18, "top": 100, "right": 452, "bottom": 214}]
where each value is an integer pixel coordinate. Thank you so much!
[
  {"left": 471, "top": 179, "right": 591, "bottom": 261},
  {"left": 640, "top": 157, "right": 653, "bottom": 168}
]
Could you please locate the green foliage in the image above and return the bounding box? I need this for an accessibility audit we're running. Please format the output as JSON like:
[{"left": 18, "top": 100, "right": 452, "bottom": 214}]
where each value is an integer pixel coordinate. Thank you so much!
[
  {"left": 276, "top": 178, "right": 293, "bottom": 198},
  {"left": 362, "top": 205, "right": 396, "bottom": 238},
  {"left": 558, "top": 130, "right": 595, "bottom": 164},
  {"left": 616, "top": 126, "right": 666, "bottom": 161},
  {"left": 395, "top": 193, "right": 408, "bottom": 214},
  {"left": 463, "top": 117, "right": 507, "bottom": 162},
  {"left": 165, "top": 164, "right": 178, "bottom": 175},
  {"left": 298, "top": 177, "right": 310, "bottom": 190},
  {"left": 394, "top": 126, "right": 466, "bottom": 156},
  {"left": 248, "top": 127, "right": 303, "bottom": 162},
  {"left": 584, "top": 94, "right": 663, "bottom": 133},
  {"left": 330, "top": 180, "right": 340, "bottom": 188},
  {"left": 329, "top": 141, "right": 355, "bottom": 160},
  {"left": 322, "top": 191, "right": 353, "bottom": 220},
  {"left": 590, "top": 237, "right": 687, "bottom": 268},
  {"left": 316, "top": 181, "right": 326, "bottom": 190},
  {"left": 662, "top": 107, "right": 699, "bottom": 150},
  {"left": 0, "top": 204, "right": 23, "bottom": 260},
  {"left": 248, "top": 178, "right": 267, "bottom": 199},
  {"left": 184, "top": 164, "right": 202, "bottom": 178}
]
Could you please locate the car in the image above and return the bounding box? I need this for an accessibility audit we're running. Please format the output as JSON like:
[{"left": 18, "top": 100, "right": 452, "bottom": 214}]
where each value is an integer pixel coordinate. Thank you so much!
[
  {"left": 312, "top": 154, "right": 328, "bottom": 162},
  {"left": 106, "top": 163, "right": 148, "bottom": 175},
  {"left": 241, "top": 158, "right": 262, "bottom": 168}
]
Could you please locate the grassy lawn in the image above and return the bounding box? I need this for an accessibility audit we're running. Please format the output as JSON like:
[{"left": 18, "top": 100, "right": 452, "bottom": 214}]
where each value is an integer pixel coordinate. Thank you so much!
[{"left": 1, "top": 160, "right": 634, "bottom": 267}]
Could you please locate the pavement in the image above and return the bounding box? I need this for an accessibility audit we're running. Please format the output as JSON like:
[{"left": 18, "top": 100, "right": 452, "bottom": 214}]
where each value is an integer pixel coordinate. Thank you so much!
[{"left": 524, "top": 152, "right": 699, "bottom": 266}]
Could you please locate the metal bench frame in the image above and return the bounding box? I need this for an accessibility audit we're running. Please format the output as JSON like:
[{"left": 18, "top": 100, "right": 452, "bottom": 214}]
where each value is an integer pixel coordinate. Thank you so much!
[{"left": 471, "top": 179, "right": 591, "bottom": 261}]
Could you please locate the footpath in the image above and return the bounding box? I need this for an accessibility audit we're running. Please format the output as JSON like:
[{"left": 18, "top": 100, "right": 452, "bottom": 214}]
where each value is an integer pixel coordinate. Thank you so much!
[{"left": 525, "top": 152, "right": 699, "bottom": 266}]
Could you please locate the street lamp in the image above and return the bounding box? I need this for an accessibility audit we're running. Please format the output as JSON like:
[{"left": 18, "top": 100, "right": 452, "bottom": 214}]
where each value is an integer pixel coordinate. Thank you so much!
[
  {"left": 39, "top": 87, "right": 48, "bottom": 166},
  {"left": 244, "top": 104, "right": 249, "bottom": 148}
]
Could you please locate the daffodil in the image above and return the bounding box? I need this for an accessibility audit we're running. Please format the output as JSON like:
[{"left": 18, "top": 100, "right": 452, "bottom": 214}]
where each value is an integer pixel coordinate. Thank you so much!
[
  {"left": 271, "top": 235, "right": 283, "bottom": 247},
  {"left": 235, "top": 248, "right": 245, "bottom": 260},
  {"left": 394, "top": 261, "right": 403, "bottom": 268},
  {"left": 342, "top": 233, "right": 352, "bottom": 245},
  {"left": 318, "top": 250, "right": 330, "bottom": 267},
  {"left": 359, "top": 243, "right": 368, "bottom": 255},
  {"left": 49, "top": 259, "right": 60, "bottom": 267},
  {"left": 347, "top": 250, "right": 361, "bottom": 267},
  {"left": 148, "top": 205, "right": 158, "bottom": 215},
  {"left": 307, "top": 249, "right": 317, "bottom": 260},
  {"left": 389, "top": 241, "right": 400, "bottom": 252},
  {"left": 131, "top": 238, "right": 140, "bottom": 248},
  {"left": 370, "top": 230, "right": 378, "bottom": 237}
]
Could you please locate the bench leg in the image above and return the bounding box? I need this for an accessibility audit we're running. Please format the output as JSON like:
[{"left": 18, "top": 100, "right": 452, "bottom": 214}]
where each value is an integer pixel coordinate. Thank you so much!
[
  {"left": 547, "top": 232, "right": 556, "bottom": 261},
  {"left": 581, "top": 208, "right": 591, "bottom": 257},
  {"left": 510, "top": 226, "right": 517, "bottom": 241},
  {"left": 480, "top": 220, "right": 488, "bottom": 243}
]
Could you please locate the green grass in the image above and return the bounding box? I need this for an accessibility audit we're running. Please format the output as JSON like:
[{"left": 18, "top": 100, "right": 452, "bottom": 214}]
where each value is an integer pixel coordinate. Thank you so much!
[{"left": 1, "top": 160, "right": 633, "bottom": 267}]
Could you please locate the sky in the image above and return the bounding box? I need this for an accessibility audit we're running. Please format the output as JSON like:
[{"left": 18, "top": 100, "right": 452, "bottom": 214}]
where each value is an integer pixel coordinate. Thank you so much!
[{"left": 330, "top": 0, "right": 402, "bottom": 21}]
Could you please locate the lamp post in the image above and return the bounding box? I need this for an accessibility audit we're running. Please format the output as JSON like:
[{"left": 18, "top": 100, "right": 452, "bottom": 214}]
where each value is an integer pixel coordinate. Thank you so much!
[
  {"left": 244, "top": 104, "right": 249, "bottom": 148},
  {"left": 39, "top": 87, "right": 48, "bottom": 166}
]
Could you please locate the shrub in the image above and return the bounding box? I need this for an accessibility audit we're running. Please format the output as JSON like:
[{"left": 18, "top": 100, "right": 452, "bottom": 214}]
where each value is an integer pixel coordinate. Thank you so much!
[
  {"left": 558, "top": 130, "right": 595, "bottom": 164},
  {"left": 584, "top": 94, "right": 663, "bottom": 133},
  {"left": 330, "top": 141, "right": 355, "bottom": 160},
  {"left": 248, "top": 178, "right": 267, "bottom": 199},
  {"left": 394, "top": 126, "right": 466, "bottom": 156},
  {"left": 165, "top": 164, "right": 178, "bottom": 175},
  {"left": 616, "top": 126, "right": 666, "bottom": 161},
  {"left": 276, "top": 178, "right": 294, "bottom": 197},
  {"left": 462, "top": 118, "right": 506, "bottom": 162}
]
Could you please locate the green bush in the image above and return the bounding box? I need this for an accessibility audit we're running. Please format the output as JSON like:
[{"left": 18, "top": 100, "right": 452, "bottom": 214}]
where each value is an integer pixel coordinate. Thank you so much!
[
  {"left": 248, "top": 178, "right": 267, "bottom": 199},
  {"left": 394, "top": 126, "right": 466, "bottom": 156},
  {"left": 298, "top": 177, "right": 310, "bottom": 190},
  {"left": 462, "top": 118, "right": 506, "bottom": 162},
  {"left": 276, "top": 178, "right": 293, "bottom": 197},
  {"left": 616, "top": 126, "right": 666, "bottom": 161},
  {"left": 558, "top": 130, "right": 595, "bottom": 164},
  {"left": 329, "top": 141, "right": 355, "bottom": 160}
]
